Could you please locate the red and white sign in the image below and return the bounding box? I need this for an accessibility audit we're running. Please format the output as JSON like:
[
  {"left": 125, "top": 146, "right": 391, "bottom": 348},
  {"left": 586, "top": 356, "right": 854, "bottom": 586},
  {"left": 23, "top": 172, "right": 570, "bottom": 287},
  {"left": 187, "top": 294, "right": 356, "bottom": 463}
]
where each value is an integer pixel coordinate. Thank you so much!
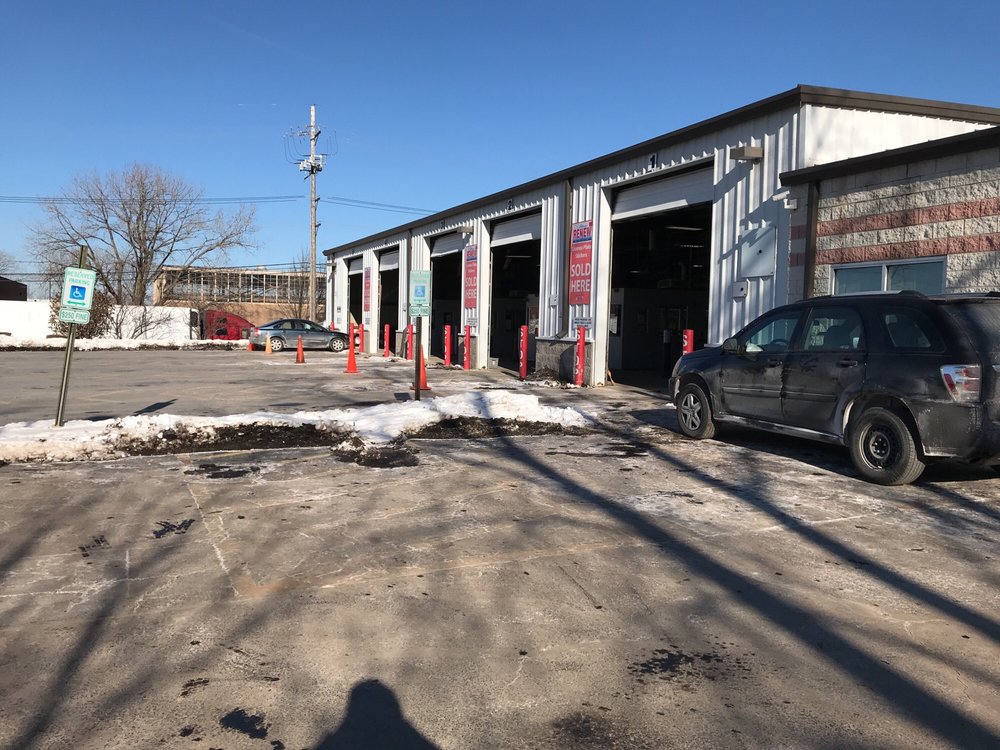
[
  {"left": 363, "top": 267, "right": 372, "bottom": 312},
  {"left": 464, "top": 244, "right": 478, "bottom": 308},
  {"left": 569, "top": 220, "right": 593, "bottom": 306}
]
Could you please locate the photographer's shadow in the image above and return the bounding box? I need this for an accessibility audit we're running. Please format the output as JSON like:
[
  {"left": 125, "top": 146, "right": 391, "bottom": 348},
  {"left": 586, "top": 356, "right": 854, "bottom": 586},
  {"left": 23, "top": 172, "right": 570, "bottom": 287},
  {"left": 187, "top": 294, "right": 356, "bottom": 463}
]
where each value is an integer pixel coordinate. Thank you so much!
[{"left": 315, "top": 679, "right": 440, "bottom": 750}]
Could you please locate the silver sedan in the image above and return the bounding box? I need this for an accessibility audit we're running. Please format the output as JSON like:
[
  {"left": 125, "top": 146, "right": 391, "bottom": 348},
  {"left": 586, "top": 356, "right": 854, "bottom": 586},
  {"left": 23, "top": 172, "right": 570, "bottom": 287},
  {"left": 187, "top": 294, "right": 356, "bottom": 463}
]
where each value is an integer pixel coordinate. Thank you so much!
[{"left": 248, "top": 319, "right": 350, "bottom": 352}]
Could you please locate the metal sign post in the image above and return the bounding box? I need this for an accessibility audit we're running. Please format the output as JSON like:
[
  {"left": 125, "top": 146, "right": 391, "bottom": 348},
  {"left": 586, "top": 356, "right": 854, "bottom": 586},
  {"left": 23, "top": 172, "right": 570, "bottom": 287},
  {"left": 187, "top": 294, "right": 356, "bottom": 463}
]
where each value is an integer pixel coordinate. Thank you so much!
[
  {"left": 56, "top": 246, "right": 94, "bottom": 427},
  {"left": 414, "top": 316, "right": 423, "bottom": 401},
  {"left": 408, "top": 270, "right": 431, "bottom": 401}
]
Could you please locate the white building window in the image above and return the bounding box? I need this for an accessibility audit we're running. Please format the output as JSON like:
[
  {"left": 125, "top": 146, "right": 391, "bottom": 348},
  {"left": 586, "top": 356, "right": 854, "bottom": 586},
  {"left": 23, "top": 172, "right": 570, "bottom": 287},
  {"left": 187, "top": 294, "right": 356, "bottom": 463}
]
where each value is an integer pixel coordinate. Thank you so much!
[{"left": 833, "top": 258, "right": 945, "bottom": 295}]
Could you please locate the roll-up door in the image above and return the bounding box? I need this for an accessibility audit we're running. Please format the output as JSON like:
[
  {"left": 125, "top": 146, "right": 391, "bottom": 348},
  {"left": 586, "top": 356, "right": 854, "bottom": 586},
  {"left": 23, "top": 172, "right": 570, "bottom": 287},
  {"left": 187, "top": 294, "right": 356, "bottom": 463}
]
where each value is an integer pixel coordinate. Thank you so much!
[
  {"left": 379, "top": 250, "right": 399, "bottom": 271},
  {"left": 348, "top": 257, "right": 364, "bottom": 275},
  {"left": 430, "top": 233, "right": 466, "bottom": 258},
  {"left": 613, "top": 168, "right": 714, "bottom": 221},
  {"left": 491, "top": 212, "right": 541, "bottom": 247}
]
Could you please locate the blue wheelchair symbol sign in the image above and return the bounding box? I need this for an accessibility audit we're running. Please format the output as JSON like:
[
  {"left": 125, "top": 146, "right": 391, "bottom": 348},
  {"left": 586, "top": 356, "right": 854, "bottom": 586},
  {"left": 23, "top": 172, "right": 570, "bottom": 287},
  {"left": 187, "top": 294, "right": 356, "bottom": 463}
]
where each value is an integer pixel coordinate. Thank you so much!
[
  {"left": 413, "top": 285, "right": 426, "bottom": 299},
  {"left": 69, "top": 285, "right": 86, "bottom": 300}
]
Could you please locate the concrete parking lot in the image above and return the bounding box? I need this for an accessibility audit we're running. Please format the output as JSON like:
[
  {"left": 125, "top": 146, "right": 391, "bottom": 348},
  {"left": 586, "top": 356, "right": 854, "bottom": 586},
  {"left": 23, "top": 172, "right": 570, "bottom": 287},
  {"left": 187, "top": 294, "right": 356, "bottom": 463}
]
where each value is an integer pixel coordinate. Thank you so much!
[{"left": 1, "top": 350, "right": 998, "bottom": 749}]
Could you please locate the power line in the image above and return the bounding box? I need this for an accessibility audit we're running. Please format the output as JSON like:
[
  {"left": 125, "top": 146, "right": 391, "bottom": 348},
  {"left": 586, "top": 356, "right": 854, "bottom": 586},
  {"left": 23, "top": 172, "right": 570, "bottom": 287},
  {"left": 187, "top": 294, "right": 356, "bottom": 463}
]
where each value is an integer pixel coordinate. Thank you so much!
[
  {"left": 0, "top": 195, "right": 301, "bottom": 205},
  {"left": 322, "top": 195, "right": 435, "bottom": 215},
  {"left": 0, "top": 193, "right": 436, "bottom": 214}
]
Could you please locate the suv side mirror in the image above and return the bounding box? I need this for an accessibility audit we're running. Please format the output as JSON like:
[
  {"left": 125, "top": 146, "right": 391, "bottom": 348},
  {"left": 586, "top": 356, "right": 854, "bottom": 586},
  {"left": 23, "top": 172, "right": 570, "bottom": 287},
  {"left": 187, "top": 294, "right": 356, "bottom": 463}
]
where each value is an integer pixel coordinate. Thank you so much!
[{"left": 722, "top": 337, "right": 739, "bottom": 354}]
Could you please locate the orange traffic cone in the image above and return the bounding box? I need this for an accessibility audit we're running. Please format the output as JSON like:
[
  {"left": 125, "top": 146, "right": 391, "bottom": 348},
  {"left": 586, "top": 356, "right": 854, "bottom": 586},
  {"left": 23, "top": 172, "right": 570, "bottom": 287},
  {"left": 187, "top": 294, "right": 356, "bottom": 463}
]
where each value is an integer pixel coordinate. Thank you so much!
[
  {"left": 246, "top": 338, "right": 254, "bottom": 352},
  {"left": 410, "top": 346, "right": 431, "bottom": 390},
  {"left": 345, "top": 334, "right": 359, "bottom": 374},
  {"left": 265, "top": 335, "right": 273, "bottom": 355},
  {"left": 295, "top": 335, "right": 305, "bottom": 364}
]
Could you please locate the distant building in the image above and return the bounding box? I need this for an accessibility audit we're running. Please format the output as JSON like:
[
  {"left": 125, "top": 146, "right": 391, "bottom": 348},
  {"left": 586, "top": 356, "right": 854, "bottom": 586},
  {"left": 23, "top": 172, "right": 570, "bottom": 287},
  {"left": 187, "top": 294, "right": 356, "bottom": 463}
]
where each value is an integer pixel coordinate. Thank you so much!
[
  {"left": 153, "top": 266, "right": 325, "bottom": 325},
  {"left": 0, "top": 275, "right": 28, "bottom": 302}
]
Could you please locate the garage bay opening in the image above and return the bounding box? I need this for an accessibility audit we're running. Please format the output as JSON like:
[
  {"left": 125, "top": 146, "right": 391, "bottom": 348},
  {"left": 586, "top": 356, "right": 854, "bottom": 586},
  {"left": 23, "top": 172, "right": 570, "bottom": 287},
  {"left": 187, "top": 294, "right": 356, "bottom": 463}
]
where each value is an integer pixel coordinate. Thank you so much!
[
  {"left": 347, "top": 257, "right": 363, "bottom": 330},
  {"left": 379, "top": 249, "right": 399, "bottom": 354},
  {"left": 490, "top": 213, "right": 542, "bottom": 370},
  {"left": 430, "top": 234, "right": 464, "bottom": 359},
  {"left": 609, "top": 202, "right": 711, "bottom": 384}
]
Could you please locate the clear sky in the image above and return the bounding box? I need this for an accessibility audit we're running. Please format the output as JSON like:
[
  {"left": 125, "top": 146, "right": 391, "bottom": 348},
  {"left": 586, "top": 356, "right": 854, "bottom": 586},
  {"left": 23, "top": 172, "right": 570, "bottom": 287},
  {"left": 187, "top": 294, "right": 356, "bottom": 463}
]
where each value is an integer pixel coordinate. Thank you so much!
[{"left": 2, "top": 0, "right": 999, "bottom": 275}]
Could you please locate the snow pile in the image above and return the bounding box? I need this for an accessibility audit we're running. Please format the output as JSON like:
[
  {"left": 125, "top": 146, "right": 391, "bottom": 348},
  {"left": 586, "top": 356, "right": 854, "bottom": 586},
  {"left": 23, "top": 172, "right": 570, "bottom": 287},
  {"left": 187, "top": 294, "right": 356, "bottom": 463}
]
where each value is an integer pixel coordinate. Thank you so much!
[
  {"left": 0, "top": 334, "right": 247, "bottom": 350},
  {"left": 0, "top": 391, "right": 590, "bottom": 463}
]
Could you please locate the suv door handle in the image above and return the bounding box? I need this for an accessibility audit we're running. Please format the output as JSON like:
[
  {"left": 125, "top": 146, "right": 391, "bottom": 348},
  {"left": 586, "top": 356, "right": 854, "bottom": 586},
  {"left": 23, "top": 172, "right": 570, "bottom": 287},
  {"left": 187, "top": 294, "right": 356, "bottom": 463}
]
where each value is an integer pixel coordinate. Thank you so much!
[
  {"left": 766, "top": 358, "right": 782, "bottom": 368},
  {"left": 838, "top": 357, "right": 859, "bottom": 367}
]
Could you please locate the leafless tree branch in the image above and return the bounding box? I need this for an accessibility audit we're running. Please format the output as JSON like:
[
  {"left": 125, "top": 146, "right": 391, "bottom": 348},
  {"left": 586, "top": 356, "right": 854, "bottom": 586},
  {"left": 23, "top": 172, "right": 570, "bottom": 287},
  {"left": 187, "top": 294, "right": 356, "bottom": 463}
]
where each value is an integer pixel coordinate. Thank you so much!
[{"left": 30, "top": 164, "right": 257, "bottom": 313}]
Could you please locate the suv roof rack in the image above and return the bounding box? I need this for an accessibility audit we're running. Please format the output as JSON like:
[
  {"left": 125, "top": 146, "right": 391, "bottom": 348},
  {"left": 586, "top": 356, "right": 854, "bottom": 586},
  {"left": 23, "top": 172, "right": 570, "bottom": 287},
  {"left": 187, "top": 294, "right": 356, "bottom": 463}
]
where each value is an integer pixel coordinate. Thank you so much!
[
  {"left": 813, "top": 290, "right": 927, "bottom": 299},
  {"left": 930, "top": 291, "right": 1000, "bottom": 301}
]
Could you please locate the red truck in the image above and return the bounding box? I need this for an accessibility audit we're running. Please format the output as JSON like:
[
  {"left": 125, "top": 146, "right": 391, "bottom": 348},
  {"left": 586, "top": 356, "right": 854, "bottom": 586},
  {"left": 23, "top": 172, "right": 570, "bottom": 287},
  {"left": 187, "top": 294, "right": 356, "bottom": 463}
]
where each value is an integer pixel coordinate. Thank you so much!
[{"left": 201, "top": 309, "right": 253, "bottom": 340}]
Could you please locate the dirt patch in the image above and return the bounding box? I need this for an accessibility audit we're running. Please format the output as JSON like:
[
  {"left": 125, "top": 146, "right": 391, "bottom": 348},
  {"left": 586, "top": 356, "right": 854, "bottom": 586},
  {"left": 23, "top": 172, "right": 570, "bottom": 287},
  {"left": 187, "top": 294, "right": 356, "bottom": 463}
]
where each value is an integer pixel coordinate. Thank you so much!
[
  {"left": 550, "top": 712, "right": 652, "bottom": 749},
  {"left": 409, "top": 417, "right": 591, "bottom": 440},
  {"left": 627, "top": 642, "right": 753, "bottom": 689},
  {"left": 118, "top": 424, "right": 341, "bottom": 456},
  {"left": 219, "top": 708, "right": 269, "bottom": 739},
  {"left": 332, "top": 436, "right": 419, "bottom": 468}
]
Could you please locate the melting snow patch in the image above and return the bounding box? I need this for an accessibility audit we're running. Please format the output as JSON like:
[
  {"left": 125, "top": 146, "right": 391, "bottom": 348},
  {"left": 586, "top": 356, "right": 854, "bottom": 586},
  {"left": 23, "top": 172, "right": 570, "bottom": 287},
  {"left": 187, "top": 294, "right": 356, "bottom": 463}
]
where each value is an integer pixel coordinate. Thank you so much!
[{"left": 0, "top": 391, "right": 591, "bottom": 464}]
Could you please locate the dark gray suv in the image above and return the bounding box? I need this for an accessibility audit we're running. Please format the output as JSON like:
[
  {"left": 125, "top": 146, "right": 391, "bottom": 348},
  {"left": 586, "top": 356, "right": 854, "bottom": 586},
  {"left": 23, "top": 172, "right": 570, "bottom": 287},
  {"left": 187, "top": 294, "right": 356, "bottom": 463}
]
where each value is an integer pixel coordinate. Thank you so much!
[{"left": 669, "top": 292, "right": 1000, "bottom": 485}]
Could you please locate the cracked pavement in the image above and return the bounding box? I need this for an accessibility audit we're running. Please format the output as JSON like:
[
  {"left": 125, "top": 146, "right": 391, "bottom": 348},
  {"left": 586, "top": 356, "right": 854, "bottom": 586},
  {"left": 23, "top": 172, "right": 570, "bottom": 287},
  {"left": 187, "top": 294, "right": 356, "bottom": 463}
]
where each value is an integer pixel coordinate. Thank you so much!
[{"left": 1, "top": 351, "right": 998, "bottom": 748}]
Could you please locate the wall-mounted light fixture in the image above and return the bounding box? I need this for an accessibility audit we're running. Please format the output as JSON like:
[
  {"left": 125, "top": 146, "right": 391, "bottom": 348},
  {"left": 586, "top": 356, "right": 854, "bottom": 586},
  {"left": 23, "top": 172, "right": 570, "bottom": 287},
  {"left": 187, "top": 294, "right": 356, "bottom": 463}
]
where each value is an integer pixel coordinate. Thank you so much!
[
  {"left": 730, "top": 145, "right": 763, "bottom": 162},
  {"left": 454, "top": 224, "right": 474, "bottom": 236}
]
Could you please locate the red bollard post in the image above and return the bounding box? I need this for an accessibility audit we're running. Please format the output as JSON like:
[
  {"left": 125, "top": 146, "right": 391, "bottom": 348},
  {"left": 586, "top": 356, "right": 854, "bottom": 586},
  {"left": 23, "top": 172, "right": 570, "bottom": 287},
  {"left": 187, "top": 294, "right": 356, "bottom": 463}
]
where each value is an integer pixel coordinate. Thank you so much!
[
  {"left": 383, "top": 324, "right": 390, "bottom": 357},
  {"left": 574, "top": 326, "right": 586, "bottom": 386},
  {"left": 358, "top": 322, "right": 365, "bottom": 354},
  {"left": 682, "top": 328, "right": 695, "bottom": 354},
  {"left": 518, "top": 325, "right": 528, "bottom": 380},
  {"left": 406, "top": 324, "right": 414, "bottom": 361},
  {"left": 443, "top": 324, "right": 452, "bottom": 367},
  {"left": 463, "top": 325, "right": 471, "bottom": 370}
]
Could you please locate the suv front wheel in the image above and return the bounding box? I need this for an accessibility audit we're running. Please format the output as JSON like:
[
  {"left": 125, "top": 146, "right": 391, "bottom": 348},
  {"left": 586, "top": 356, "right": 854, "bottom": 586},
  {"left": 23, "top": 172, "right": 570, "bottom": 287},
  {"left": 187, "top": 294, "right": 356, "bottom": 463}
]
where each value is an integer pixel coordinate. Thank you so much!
[
  {"left": 676, "top": 383, "right": 716, "bottom": 440},
  {"left": 848, "top": 407, "right": 925, "bottom": 485}
]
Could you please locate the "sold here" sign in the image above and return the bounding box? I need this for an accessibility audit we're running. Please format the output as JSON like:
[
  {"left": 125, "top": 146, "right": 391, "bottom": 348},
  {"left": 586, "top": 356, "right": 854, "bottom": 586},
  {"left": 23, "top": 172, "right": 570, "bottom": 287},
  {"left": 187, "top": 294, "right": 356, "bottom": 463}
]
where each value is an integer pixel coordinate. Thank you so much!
[{"left": 569, "top": 220, "right": 593, "bottom": 306}]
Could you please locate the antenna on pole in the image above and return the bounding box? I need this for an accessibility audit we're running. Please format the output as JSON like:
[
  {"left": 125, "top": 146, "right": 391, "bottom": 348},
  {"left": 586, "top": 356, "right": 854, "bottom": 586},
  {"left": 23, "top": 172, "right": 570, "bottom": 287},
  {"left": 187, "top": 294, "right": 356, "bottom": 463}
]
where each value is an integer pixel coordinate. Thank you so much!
[{"left": 286, "top": 105, "right": 328, "bottom": 322}]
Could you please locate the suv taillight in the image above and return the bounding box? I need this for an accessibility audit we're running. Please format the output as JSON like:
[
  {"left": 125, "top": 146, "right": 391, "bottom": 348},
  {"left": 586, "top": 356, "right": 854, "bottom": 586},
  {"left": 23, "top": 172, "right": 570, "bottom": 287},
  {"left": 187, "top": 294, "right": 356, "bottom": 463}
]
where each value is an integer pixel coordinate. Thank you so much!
[{"left": 941, "top": 365, "right": 981, "bottom": 402}]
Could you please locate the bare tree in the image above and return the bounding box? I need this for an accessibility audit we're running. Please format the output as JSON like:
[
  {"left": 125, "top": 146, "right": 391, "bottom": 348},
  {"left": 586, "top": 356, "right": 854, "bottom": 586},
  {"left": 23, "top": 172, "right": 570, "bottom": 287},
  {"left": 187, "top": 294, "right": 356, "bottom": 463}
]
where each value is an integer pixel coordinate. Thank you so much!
[
  {"left": 31, "top": 164, "right": 256, "bottom": 312},
  {"left": 0, "top": 250, "right": 13, "bottom": 275},
  {"left": 278, "top": 250, "right": 313, "bottom": 319}
]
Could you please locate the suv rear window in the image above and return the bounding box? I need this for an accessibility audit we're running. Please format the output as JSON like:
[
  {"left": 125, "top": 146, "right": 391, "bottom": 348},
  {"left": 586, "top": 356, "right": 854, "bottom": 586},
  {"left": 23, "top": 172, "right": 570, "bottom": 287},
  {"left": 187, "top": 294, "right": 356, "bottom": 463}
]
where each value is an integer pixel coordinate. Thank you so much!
[
  {"left": 881, "top": 307, "right": 945, "bottom": 351},
  {"left": 939, "top": 300, "right": 1000, "bottom": 352}
]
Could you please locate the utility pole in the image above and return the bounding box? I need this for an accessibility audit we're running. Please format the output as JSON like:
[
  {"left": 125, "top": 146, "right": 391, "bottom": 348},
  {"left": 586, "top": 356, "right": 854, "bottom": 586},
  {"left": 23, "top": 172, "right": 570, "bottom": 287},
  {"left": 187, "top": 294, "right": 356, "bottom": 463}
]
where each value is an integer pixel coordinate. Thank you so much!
[{"left": 295, "top": 104, "right": 325, "bottom": 322}]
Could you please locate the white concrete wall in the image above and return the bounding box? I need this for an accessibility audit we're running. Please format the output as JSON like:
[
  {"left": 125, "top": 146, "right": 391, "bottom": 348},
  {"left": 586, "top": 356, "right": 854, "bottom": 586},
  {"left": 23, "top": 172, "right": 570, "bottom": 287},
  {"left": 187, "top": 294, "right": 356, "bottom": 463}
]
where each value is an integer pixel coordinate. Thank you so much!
[{"left": 0, "top": 300, "right": 196, "bottom": 340}]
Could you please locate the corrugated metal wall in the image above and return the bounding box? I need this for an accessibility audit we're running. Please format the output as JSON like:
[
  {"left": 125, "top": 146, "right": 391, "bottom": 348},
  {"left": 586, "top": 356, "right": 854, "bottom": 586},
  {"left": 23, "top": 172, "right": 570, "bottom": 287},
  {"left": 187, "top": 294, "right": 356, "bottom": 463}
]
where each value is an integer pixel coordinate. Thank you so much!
[
  {"left": 802, "top": 106, "right": 992, "bottom": 167},
  {"left": 325, "top": 99, "right": 992, "bottom": 382}
]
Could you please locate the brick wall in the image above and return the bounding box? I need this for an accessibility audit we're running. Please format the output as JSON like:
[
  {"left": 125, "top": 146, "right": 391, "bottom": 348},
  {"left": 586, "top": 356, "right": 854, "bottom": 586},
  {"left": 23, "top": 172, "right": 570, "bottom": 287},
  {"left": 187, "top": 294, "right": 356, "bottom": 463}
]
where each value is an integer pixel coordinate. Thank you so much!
[{"left": 791, "top": 145, "right": 1000, "bottom": 295}]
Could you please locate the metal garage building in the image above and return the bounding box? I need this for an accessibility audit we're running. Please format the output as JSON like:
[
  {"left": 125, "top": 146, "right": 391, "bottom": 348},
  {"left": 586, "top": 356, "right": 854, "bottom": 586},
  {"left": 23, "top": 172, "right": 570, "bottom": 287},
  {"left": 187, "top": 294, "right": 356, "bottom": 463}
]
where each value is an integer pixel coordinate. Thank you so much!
[{"left": 324, "top": 86, "right": 1000, "bottom": 386}]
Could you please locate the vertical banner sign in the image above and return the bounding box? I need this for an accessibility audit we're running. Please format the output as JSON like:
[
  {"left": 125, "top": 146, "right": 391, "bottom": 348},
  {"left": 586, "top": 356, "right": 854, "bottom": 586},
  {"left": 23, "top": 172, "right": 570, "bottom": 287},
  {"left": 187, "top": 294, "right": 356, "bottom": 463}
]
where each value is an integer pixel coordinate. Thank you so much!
[
  {"left": 464, "top": 244, "right": 478, "bottom": 308},
  {"left": 363, "top": 267, "right": 372, "bottom": 313},
  {"left": 569, "top": 220, "right": 594, "bottom": 306}
]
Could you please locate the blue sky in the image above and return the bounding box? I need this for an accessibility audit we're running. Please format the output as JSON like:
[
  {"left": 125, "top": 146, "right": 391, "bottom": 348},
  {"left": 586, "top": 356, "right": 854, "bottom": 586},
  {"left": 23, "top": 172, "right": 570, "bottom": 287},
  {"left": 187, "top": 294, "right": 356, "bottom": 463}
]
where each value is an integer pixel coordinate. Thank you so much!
[{"left": 2, "top": 0, "right": 999, "bottom": 273}]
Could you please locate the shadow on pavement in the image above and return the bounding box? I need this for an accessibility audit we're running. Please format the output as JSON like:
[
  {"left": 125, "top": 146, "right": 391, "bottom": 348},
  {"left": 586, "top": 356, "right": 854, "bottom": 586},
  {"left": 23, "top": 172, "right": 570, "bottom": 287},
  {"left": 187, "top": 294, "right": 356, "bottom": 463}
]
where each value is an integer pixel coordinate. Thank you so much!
[{"left": 315, "top": 679, "right": 440, "bottom": 750}]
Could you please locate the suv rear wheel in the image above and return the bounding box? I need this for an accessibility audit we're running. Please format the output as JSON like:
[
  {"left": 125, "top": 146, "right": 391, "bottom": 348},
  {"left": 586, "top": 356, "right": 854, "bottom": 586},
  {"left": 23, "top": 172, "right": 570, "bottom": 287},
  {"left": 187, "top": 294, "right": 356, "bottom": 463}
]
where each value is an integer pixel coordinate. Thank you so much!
[
  {"left": 676, "top": 383, "right": 716, "bottom": 439},
  {"left": 268, "top": 336, "right": 285, "bottom": 353},
  {"left": 848, "top": 407, "right": 925, "bottom": 485}
]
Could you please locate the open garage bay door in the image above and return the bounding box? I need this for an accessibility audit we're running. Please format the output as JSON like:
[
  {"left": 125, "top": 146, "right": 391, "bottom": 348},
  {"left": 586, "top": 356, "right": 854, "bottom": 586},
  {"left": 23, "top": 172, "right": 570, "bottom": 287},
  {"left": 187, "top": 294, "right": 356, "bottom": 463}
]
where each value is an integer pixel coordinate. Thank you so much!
[
  {"left": 379, "top": 250, "right": 399, "bottom": 271},
  {"left": 491, "top": 212, "right": 541, "bottom": 247},
  {"left": 431, "top": 233, "right": 466, "bottom": 257},
  {"left": 348, "top": 257, "right": 364, "bottom": 275},
  {"left": 613, "top": 168, "right": 714, "bottom": 221}
]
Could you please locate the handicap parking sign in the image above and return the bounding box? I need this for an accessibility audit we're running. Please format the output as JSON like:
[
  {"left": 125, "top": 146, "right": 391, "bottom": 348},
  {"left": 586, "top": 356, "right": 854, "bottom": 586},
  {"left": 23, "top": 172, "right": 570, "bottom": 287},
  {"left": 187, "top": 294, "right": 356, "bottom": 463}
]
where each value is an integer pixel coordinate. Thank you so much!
[{"left": 61, "top": 267, "right": 97, "bottom": 309}]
